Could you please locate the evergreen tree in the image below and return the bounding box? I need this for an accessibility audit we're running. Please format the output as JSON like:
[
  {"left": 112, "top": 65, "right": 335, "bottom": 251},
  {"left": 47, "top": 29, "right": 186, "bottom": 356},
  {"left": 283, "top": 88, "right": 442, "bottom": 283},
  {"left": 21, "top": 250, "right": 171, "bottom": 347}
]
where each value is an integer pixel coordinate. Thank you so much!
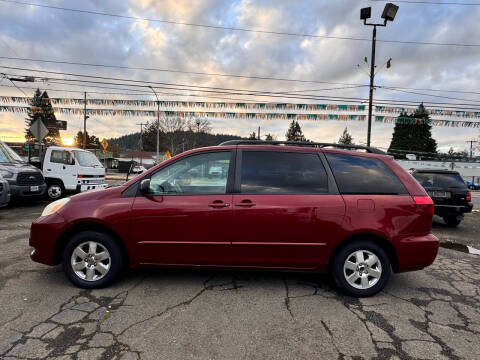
[
  {"left": 74, "top": 131, "right": 100, "bottom": 148},
  {"left": 285, "top": 120, "right": 307, "bottom": 141},
  {"left": 25, "top": 89, "right": 61, "bottom": 145},
  {"left": 338, "top": 127, "right": 353, "bottom": 145},
  {"left": 388, "top": 103, "right": 437, "bottom": 158}
]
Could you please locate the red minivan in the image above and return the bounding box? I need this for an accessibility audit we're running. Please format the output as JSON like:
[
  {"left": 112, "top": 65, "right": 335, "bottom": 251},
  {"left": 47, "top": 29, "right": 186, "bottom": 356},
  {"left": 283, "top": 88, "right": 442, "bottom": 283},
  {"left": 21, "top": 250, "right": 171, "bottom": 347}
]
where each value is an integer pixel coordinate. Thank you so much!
[{"left": 30, "top": 141, "right": 439, "bottom": 296}]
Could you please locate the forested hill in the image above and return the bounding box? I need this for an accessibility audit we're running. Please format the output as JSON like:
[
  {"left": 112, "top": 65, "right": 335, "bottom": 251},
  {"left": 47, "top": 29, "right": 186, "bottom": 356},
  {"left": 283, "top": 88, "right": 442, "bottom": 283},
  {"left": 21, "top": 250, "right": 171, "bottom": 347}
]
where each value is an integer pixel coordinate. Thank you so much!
[{"left": 108, "top": 131, "right": 245, "bottom": 152}]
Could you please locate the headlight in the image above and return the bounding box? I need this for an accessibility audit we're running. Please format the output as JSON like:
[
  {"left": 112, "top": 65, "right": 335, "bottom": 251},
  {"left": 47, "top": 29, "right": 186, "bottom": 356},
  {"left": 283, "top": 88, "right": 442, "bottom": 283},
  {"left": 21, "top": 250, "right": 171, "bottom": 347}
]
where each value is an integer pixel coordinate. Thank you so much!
[
  {"left": 41, "top": 198, "right": 71, "bottom": 217},
  {"left": 0, "top": 169, "right": 13, "bottom": 178}
]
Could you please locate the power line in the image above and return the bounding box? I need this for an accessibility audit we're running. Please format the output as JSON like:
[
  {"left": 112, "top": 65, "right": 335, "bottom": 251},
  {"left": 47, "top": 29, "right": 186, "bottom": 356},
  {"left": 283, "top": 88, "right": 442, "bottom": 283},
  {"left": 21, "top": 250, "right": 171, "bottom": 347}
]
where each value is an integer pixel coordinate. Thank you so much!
[
  {"left": 378, "top": 86, "right": 480, "bottom": 104},
  {"left": 0, "top": 56, "right": 364, "bottom": 87},
  {"left": 1, "top": 0, "right": 480, "bottom": 47},
  {"left": 2, "top": 56, "right": 480, "bottom": 96},
  {"left": 5, "top": 68, "right": 480, "bottom": 110}
]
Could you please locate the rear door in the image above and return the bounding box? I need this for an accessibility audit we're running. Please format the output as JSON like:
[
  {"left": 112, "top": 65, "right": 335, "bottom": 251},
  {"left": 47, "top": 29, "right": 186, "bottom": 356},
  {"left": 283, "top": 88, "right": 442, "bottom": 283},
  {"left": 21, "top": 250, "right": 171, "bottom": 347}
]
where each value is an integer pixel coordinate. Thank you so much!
[{"left": 231, "top": 149, "right": 346, "bottom": 269}]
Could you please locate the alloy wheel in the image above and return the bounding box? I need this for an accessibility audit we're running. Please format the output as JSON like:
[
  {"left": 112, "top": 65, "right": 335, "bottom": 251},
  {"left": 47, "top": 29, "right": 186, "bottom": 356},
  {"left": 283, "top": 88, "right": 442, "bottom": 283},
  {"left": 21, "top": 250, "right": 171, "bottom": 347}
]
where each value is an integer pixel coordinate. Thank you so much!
[
  {"left": 343, "top": 250, "right": 382, "bottom": 290},
  {"left": 70, "top": 241, "right": 111, "bottom": 282}
]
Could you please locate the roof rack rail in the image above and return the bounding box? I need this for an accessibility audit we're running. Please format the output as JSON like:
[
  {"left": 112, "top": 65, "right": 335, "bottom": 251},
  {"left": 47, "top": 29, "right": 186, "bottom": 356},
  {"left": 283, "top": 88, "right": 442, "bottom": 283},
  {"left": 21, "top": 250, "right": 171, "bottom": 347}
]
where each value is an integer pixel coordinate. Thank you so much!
[{"left": 218, "top": 140, "right": 385, "bottom": 154}]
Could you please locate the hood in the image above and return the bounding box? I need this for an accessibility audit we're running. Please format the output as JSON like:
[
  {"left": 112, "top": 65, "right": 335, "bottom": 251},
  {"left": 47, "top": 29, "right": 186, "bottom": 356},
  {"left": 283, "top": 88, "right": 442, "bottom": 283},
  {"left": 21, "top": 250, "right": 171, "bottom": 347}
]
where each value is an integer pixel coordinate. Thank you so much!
[
  {"left": 69, "top": 184, "right": 125, "bottom": 202},
  {"left": 0, "top": 162, "right": 42, "bottom": 174}
]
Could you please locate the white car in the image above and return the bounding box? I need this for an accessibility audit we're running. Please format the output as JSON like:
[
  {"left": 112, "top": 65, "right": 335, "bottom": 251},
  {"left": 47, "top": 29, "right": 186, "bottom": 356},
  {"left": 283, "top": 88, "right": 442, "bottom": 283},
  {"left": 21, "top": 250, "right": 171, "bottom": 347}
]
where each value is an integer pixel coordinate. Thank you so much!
[{"left": 132, "top": 165, "right": 147, "bottom": 174}]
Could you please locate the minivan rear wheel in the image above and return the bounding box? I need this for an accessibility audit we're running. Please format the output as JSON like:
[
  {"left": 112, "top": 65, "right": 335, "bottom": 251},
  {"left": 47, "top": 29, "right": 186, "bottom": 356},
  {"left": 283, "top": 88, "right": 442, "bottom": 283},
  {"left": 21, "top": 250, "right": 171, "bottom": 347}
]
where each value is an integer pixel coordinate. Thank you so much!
[
  {"left": 62, "top": 231, "right": 124, "bottom": 288},
  {"left": 332, "top": 240, "right": 391, "bottom": 297}
]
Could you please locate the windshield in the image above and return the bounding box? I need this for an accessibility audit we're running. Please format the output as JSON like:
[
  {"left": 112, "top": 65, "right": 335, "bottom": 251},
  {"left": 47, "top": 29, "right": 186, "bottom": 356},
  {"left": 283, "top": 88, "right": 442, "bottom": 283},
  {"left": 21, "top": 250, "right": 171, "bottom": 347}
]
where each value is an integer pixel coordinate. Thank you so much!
[
  {"left": 73, "top": 150, "right": 103, "bottom": 168},
  {"left": 413, "top": 172, "right": 467, "bottom": 189},
  {"left": 0, "top": 141, "right": 25, "bottom": 164}
]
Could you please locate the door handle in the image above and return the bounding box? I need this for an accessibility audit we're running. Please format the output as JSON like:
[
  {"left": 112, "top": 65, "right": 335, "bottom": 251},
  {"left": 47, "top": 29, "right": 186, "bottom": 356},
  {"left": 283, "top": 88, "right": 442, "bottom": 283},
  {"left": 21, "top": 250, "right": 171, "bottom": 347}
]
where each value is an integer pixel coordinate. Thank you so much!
[
  {"left": 209, "top": 201, "right": 230, "bottom": 208},
  {"left": 235, "top": 200, "right": 256, "bottom": 207}
]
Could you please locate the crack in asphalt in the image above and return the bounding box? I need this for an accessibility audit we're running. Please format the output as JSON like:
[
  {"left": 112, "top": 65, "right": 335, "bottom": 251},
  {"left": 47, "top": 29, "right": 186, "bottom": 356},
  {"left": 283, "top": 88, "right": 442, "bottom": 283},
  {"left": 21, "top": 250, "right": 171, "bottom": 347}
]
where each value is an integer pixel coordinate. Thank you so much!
[{"left": 1, "top": 250, "right": 480, "bottom": 358}]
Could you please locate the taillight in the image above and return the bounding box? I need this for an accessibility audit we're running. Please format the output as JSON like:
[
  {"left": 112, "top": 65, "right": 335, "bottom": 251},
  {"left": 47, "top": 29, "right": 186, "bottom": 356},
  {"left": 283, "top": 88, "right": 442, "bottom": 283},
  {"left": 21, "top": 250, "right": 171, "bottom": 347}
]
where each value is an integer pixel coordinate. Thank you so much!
[
  {"left": 413, "top": 196, "right": 434, "bottom": 215},
  {"left": 466, "top": 191, "right": 471, "bottom": 202},
  {"left": 77, "top": 175, "right": 84, "bottom": 178}
]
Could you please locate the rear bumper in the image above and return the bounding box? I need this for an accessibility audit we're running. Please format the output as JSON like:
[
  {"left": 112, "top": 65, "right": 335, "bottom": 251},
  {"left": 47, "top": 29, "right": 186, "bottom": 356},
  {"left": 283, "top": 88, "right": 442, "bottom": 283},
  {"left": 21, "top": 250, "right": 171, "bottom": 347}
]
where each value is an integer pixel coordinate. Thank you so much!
[
  {"left": 10, "top": 183, "right": 46, "bottom": 199},
  {"left": 30, "top": 212, "right": 69, "bottom": 265},
  {"left": 434, "top": 204, "right": 472, "bottom": 217},
  {"left": 395, "top": 233, "right": 439, "bottom": 273}
]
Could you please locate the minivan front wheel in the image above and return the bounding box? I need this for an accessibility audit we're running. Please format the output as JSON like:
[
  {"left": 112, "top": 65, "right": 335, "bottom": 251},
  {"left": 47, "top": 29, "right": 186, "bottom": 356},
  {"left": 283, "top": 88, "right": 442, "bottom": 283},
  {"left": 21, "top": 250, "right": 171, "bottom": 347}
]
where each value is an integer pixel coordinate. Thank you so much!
[
  {"left": 332, "top": 240, "right": 391, "bottom": 297},
  {"left": 62, "top": 231, "right": 124, "bottom": 288}
]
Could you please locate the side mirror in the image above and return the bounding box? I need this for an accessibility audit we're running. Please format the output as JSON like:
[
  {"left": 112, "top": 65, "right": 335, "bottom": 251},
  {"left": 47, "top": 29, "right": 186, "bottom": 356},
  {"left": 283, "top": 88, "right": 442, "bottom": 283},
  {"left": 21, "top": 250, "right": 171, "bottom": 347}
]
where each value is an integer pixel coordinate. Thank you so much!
[{"left": 139, "top": 178, "right": 151, "bottom": 195}]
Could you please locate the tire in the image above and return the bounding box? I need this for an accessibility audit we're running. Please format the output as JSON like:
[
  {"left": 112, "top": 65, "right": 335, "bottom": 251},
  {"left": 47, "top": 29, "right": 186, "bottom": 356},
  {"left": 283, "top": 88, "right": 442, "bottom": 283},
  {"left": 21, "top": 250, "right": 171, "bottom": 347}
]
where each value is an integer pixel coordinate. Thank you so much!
[
  {"left": 47, "top": 181, "right": 64, "bottom": 200},
  {"left": 62, "top": 231, "right": 124, "bottom": 288},
  {"left": 443, "top": 216, "right": 461, "bottom": 227},
  {"left": 331, "top": 240, "right": 391, "bottom": 297}
]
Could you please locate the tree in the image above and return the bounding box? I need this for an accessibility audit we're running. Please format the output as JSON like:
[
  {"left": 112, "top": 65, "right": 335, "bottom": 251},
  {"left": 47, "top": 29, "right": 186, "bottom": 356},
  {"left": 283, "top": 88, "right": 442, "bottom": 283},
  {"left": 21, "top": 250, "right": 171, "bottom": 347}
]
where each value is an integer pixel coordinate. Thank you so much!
[
  {"left": 388, "top": 103, "right": 437, "bottom": 158},
  {"left": 74, "top": 131, "right": 100, "bottom": 148},
  {"left": 338, "top": 127, "right": 353, "bottom": 145},
  {"left": 248, "top": 132, "right": 257, "bottom": 140},
  {"left": 25, "top": 89, "right": 61, "bottom": 145},
  {"left": 264, "top": 133, "right": 276, "bottom": 141},
  {"left": 143, "top": 116, "right": 212, "bottom": 155},
  {"left": 285, "top": 120, "right": 307, "bottom": 141}
]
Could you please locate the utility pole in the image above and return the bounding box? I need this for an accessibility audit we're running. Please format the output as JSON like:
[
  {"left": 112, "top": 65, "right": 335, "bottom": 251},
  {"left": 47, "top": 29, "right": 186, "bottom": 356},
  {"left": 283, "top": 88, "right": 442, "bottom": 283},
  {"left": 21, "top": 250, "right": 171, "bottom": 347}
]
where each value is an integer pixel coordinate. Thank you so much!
[
  {"left": 149, "top": 86, "right": 160, "bottom": 163},
  {"left": 466, "top": 139, "right": 478, "bottom": 159},
  {"left": 137, "top": 122, "right": 146, "bottom": 166},
  {"left": 360, "top": 4, "right": 399, "bottom": 147},
  {"left": 258, "top": 126, "right": 261, "bottom": 140},
  {"left": 83, "top": 92, "right": 89, "bottom": 149}
]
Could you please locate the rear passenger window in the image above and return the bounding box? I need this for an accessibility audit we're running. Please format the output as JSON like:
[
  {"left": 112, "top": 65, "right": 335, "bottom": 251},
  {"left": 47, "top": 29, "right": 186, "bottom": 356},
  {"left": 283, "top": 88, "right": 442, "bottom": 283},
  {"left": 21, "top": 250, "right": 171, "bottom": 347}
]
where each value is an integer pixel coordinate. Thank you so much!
[
  {"left": 241, "top": 151, "right": 328, "bottom": 194},
  {"left": 325, "top": 153, "right": 407, "bottom": 195}
]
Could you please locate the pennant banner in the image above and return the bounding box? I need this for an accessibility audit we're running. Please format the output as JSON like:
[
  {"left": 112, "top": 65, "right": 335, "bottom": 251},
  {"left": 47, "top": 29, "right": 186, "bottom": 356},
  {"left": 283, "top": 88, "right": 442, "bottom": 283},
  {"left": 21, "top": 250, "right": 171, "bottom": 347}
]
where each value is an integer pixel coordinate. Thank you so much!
[
  {"left": 2, "top": 96, "right": 480, "bottom": 119},
  {"left": 2, "top": 104, "right": 480, "bottom": 127}
]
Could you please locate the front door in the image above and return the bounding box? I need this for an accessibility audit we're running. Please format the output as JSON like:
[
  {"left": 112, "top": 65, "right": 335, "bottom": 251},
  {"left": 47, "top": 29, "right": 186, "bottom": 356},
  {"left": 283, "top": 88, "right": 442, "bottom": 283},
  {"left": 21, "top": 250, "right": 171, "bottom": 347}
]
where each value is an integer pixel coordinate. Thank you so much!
[
  {"left": 130, "top": 150, "right": 235, "bottom": 266},
  {"left": 231, "top": 150, "right": 346, "bottom": 269}
]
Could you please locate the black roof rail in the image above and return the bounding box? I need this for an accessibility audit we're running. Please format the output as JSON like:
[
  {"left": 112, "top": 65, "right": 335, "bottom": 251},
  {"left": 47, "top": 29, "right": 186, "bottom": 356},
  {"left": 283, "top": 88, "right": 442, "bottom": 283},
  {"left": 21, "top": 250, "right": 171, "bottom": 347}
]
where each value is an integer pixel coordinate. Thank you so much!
[{"left": 218, "top": 140, "right": 385, "bottom": 154}]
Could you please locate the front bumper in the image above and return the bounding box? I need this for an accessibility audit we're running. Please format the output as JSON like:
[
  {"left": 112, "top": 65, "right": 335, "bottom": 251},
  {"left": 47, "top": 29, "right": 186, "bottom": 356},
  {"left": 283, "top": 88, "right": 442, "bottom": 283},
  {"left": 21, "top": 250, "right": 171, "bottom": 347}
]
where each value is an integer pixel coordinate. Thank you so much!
[
  {"left": 76, "top": 182, "right": 108, "bottom": 192},
  {"left": 434, "top": 203, "right": 473, "bottom": 217},
  {"left": 30, "top": 212, "right": 69, "bottom": 265},
  {"left": 395, "top": 233, "right": 439, "bottom": 273},
  {"left": 0, "top": 180, "right": 10, "bottom": 207},
  {"left": 10, "top": 183, "right": 47, "bottom": 199}
]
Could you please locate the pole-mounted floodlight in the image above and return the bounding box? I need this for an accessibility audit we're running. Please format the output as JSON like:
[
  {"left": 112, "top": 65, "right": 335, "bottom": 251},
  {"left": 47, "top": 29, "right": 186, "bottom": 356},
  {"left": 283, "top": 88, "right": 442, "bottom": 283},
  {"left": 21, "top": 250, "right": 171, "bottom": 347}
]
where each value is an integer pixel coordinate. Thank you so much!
[
  {"left": 360, "top": 3, "right": 398, "bottom": 147},
  {"left": 381, "top": 3, "right": 399, "bottom": 22},
  {"left": 360, "top": 7, "right": 371, "bottom": 21}
]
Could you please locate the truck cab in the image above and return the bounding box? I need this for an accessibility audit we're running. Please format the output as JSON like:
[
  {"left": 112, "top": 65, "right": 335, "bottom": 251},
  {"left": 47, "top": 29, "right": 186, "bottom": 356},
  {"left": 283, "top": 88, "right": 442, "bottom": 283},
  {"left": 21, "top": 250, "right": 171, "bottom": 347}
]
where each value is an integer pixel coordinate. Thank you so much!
[{"left": 42, "top": 146, "right": 106, "bottom": 200}]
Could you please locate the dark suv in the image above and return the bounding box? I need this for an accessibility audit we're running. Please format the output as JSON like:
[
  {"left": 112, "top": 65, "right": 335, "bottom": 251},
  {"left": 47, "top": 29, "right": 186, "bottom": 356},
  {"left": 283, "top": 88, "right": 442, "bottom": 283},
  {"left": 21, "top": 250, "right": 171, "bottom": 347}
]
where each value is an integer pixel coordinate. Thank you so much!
[
  {"left": 30, "top": 141, "right": 438, "bottom": 297},
  {"left": 412, "top": 169, "right": 472, "bottom": 227}
]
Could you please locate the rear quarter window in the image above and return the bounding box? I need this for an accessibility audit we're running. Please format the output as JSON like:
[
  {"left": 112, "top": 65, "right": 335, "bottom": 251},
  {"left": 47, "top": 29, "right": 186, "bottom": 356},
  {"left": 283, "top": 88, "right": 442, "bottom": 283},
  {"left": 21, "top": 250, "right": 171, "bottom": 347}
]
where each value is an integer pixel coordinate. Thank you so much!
[
  {"left": 325, "top": 153, "right": 408, "bottom": 195},
  {"left": 413, "top": 172, "right": 467, "bottom": 189}
]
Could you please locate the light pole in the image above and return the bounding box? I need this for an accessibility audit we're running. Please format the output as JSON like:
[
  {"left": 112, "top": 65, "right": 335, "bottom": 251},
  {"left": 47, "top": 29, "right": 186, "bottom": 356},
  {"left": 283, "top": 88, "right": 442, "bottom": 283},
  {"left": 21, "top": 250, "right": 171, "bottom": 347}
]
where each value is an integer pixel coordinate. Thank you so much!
[
  {"left": 149, "top": 86, "right": 160, "bottom": 163},
  {"left": 361, "top": 3, "right": 398, "bottom": 147}
]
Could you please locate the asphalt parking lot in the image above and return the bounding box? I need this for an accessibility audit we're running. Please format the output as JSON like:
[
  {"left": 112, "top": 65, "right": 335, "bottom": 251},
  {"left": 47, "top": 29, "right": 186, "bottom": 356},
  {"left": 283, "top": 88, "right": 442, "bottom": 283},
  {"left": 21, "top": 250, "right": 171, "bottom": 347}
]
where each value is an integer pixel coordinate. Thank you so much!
[{"left": 0, "top": 199, "right": 479, "bottom": 359}]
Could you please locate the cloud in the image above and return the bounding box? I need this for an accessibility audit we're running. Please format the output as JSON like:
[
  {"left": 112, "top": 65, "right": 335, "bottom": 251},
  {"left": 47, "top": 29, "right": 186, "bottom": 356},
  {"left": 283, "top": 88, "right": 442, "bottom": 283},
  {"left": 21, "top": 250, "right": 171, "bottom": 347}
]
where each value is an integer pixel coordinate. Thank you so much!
[{"left": 0, "top": 0, "right": 478, "bottom": 152}]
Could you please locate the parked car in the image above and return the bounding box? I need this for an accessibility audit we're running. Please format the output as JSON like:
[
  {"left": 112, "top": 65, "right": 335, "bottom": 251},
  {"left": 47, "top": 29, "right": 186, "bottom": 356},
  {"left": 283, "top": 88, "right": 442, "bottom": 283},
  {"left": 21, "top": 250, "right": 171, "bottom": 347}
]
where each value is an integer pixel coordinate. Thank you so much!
[
  {"left": 30, "top": 141, "right": 438, "bottom": 297},
  {"left": 0, "top": 173, "right": 10, "bottom": 207},
  {"left": 131, "top": 165, "right": 147, "bottom": 174},
  {"left": 0, "top": 140, "right": 46, "bottom": 200},
  {"left": 41, "top": 146, "right": 106, "bottom": 200},
  {"left": 412, "top": 169, "right": 472, "bottom": 227},
  {"left": 464, "top": 180, "right": 480, "bottom": 190}
]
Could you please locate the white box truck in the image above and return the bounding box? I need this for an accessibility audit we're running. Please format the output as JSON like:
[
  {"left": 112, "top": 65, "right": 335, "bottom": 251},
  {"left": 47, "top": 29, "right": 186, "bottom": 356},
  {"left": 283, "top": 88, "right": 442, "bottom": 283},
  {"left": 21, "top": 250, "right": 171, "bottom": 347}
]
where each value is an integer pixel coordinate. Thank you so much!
[{"left": 42, "top": 146, "right": 107, "bottom": 200}]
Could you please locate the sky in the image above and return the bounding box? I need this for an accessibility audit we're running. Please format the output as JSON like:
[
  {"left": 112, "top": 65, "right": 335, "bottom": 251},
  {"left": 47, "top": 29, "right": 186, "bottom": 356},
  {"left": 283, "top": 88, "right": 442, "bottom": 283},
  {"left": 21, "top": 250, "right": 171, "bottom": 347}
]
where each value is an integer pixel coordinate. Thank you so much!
[{"left": 0, "top": 0, "right": 480, "bottom": 153}]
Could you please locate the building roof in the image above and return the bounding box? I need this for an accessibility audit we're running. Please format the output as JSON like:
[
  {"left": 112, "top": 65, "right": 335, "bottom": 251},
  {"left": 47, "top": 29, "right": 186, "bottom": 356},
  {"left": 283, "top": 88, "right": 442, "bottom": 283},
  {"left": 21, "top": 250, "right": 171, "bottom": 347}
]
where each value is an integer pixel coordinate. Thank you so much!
[{"left": 121, "top": 150, "right": 154, "bottom": 159}]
